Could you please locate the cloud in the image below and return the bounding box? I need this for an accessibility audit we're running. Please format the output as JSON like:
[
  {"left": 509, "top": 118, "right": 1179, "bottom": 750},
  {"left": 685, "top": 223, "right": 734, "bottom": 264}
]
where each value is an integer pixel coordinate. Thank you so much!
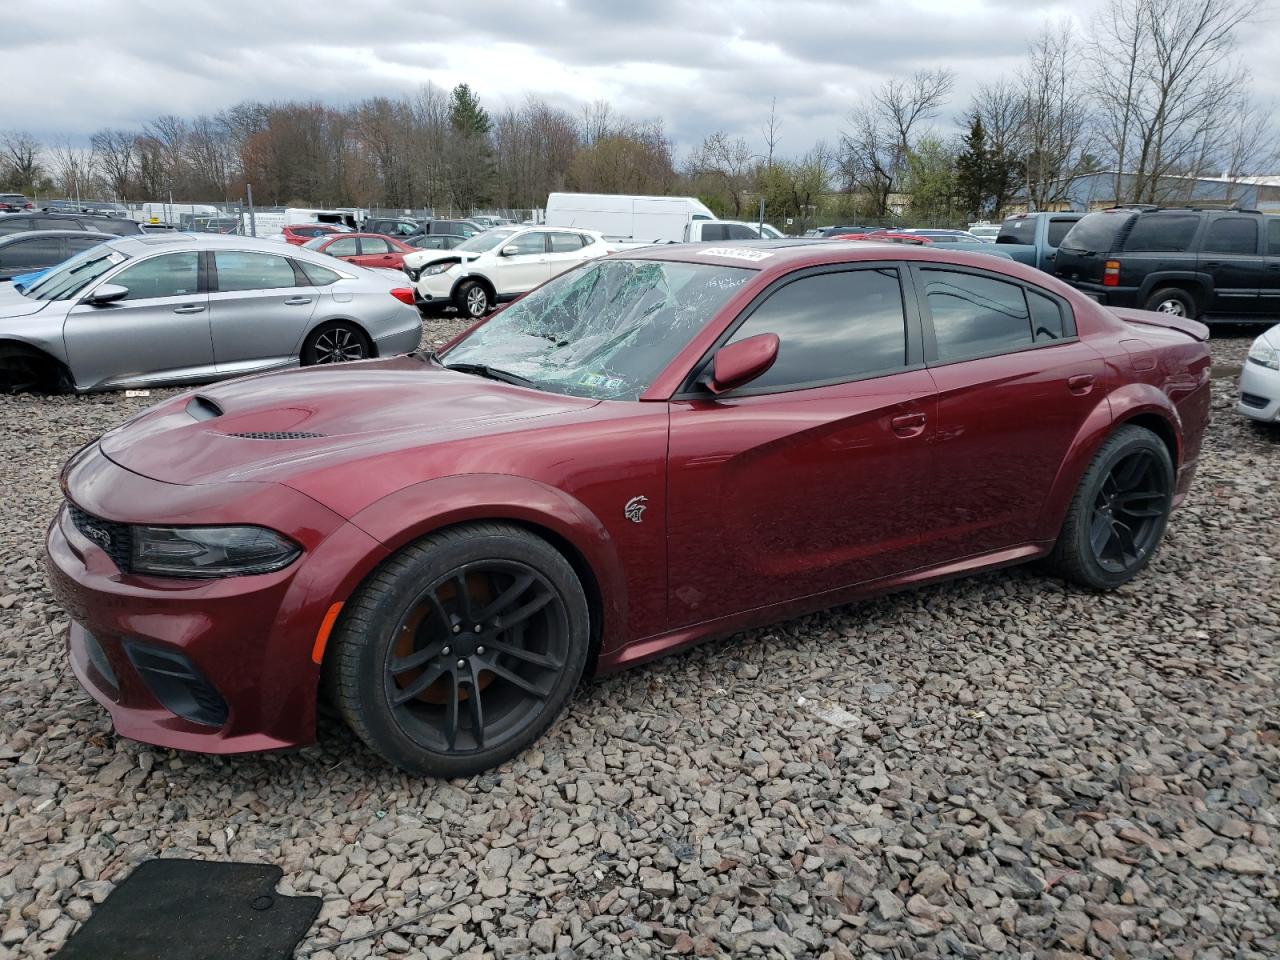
[{"left": 3, "top": 0, "right": 1277, "bottom": 166}]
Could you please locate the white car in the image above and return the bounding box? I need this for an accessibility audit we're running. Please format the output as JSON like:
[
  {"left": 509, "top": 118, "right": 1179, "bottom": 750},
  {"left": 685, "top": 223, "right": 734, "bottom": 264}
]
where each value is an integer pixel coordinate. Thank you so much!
[
  {"left": 1238, "top": 324, "right": 1280, "bottom": 423},
  {"left": 402, "top": 226, "right": 608, "bottom": 318}
]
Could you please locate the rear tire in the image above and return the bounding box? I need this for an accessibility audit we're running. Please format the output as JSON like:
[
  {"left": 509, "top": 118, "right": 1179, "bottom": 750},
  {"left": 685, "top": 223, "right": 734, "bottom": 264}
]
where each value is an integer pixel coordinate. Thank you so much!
[
  {"left": 1144, "top": 287, "right": 1196, "bottom": 320},
  {"left": 1045, "top": 425, "right": 1174, "bottom": 590},
  {"left": 325, "top": 523, "right": 589, "bottom": 778},
  {"left": 455, "top": 280, "right": 492, "bottom": 319},
  {"left": 301, "top": 322, "right": 371, "bottom": 366}
]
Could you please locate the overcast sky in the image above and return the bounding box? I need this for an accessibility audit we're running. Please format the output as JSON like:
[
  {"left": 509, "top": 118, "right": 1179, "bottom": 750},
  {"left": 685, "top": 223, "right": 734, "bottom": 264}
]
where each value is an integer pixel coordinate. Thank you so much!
[{"left": 6, "top": 0, "right": 1279, "bottom": 159}]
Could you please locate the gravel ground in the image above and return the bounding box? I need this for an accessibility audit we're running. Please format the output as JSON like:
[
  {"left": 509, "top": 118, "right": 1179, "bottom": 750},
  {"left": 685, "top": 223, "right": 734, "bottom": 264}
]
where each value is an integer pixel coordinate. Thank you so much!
[{"left": 1, "top": 327, "right": 1277, "bottom": 959}]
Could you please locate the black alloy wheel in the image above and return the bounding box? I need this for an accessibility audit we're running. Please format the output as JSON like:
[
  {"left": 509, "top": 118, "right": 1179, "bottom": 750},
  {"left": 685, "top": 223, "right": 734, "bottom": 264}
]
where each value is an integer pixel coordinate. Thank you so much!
[
  {"left": 1088, "top": 449, "right": 1169, "bottom": 574},
  {"left": 384, "top": 560, "right": 571, "bottom": 754},
  {"left": 1045, "top": 424, "right": 1174, "bottom": 589},
  {"left": 326, "top": 523, "right": 589, "bottom": 777}
]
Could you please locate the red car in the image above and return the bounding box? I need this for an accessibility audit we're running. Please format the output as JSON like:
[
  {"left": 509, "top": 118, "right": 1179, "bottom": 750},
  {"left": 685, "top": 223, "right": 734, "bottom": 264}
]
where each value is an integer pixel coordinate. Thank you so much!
[
  {"left": 303, "top": 232, "right": 416, "bottom": 269},
  {"left": 279, "top": 223, "right": 349, "bottom": 246},
  {"left": 46, "top": 242, "right": 1211, "bottom": 777}
]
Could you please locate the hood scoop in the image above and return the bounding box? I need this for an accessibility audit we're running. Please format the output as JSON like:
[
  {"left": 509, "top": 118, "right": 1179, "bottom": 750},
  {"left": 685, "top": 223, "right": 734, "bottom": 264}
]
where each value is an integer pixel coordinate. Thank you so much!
[
  {"left": 225, "top": 431, "right": 327, "bottom": 440},
  {"left": 186, "top": 395, "right": 224, "bottom": 420}
]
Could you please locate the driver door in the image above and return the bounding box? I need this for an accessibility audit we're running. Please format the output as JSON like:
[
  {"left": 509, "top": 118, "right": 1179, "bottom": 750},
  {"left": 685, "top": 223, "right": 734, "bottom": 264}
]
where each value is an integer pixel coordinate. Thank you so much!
[
  {"left": 492, "top": 231, "right": 551, "bottom": 294},
  {"left": 63, "top": 251, "right": 212, "bottom": 388},
  {"left": 666, "top": 265, "right": 936, "bottom": 626}
]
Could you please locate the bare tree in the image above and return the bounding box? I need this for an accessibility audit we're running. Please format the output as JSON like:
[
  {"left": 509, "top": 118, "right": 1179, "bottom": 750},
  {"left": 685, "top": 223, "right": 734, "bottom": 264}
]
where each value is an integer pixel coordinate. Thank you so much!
[
  {"left": 688, "top": 131, "right": 756, "bottom": 216},
  {"left": 1020, "top": 20, "right": 1094, "bottom": 209},
  {"left": 90, "top": 129, "right": 137, "bottom": 201},
  {"left": 0, "top": 131, "right": 43, "bottom": 190},
  {"left": 840, "top": 69, "right": 954, "bottom": 216},
  {"left": 1088, "top": 0, "right": 1254, "bottom": 203},
  {"left": 49, "top": 140, "right": 99, "bottom": 201},
  {"left": 761, "top": 97, "right": 782, "bottom": 169},
  {"left": 969, "top": 80, "right": 1027, "bottom": 213}
]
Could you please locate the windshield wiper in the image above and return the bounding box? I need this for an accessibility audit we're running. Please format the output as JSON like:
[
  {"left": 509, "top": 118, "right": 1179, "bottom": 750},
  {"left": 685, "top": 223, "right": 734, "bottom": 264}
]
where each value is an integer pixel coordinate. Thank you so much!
[{"left": 444, "top": 362, "right": 539, "bottom": 389}]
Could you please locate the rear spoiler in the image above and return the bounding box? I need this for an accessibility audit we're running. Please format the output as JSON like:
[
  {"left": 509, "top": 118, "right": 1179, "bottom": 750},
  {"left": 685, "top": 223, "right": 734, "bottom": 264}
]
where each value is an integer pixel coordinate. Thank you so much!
[{"left": 1108, "top": 306, "right": 1209, "bottom": 342}]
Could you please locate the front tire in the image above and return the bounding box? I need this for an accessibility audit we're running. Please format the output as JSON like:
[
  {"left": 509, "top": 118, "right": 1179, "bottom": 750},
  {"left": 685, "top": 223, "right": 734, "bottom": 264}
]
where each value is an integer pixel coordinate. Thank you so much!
[
  {"left": 1045, "top": 425, "right": 1174, "bottom": 589},
  {"left": 455, "top": 280, "right": 492, "bottom": 319},
  {"left": 1144, "top": 287, "right": 1196, "bottom": 320},
  {"left": 326, "top": 523, "right": 589, "bottom": 778}
]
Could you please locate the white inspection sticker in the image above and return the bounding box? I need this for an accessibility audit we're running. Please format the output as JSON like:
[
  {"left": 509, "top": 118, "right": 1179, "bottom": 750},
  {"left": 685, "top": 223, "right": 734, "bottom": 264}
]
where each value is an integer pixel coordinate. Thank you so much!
[{"left": 696, "top": 246, "right": 774, "bottom": 262}]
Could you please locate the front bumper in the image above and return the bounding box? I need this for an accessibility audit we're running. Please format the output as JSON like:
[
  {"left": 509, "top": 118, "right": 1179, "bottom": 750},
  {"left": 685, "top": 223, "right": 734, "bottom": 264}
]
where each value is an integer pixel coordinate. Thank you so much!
[
  {"left": 1237, "top": 358, "right": 1280, "bottom": 422},
  {"left": 46, "top": 448, "right": 386, "bottom": 753},
  {"left": 409, "top": 270, "right": 456, "bottom": 304}
]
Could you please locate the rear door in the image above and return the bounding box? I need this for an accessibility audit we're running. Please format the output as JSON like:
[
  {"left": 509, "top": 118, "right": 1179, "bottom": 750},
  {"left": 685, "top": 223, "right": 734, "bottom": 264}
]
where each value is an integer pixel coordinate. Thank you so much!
[
  {"left": 63, "top": 251, "right": 211, "bottom": 387},
  {"left": 207, "top": 249, "right": 318, "bottom": 373},
  {"left": 1200, "top": 215, "right": 1264, "bottom": 317},
  {"left": 667, "top": 264, "right": 936, "bottom": 625},
  {"left": 319, "top": 235, "right": 361, "bottom": 263},
  {"left": 355, "top": 235, "right": 403, "bottom": 269},
  {"left": 911, "top": 264, "right": 1105, "bottom": 561},
  {"left": 544, "top": 232, "right": 593, "bottom": 279}
]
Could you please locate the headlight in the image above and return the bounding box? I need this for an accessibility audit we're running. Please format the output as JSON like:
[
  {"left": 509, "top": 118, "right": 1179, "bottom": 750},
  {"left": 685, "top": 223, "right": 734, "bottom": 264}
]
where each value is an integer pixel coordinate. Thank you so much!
[
  {"left": 131, "top": 525, "right": 301, "bottom": 578},
  {"left": 422, "top": 262, "right": 454, "bottom": 277},
  {"left": 1247, "top": 338, "right": 1279, "bottom": 371}
]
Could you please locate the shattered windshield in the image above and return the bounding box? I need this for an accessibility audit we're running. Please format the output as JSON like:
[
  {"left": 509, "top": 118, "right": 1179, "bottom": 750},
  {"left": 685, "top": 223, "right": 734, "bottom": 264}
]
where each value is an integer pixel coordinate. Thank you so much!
[{"left": 442, "top": 258, "right": 754, "bottom": 400}]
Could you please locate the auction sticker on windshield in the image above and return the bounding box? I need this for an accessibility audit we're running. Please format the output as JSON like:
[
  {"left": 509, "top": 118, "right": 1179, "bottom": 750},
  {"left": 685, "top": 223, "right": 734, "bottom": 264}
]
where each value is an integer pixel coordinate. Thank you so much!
[{"left": 696, "top": 247, "right": 774, "bottom": 262}]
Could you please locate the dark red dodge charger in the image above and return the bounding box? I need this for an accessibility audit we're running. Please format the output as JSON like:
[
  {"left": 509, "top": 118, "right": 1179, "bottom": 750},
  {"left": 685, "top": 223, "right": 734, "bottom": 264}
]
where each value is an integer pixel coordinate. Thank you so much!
[{"left": 47, "top": 240, "right": 1211, "bottom": 776}]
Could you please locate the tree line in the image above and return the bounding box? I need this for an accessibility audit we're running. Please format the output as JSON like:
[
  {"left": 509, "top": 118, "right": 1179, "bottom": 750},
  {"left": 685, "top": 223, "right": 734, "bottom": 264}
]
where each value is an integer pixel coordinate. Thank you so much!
[{"left": 1, "top": 0, "right": 1274, "bottom": 228}]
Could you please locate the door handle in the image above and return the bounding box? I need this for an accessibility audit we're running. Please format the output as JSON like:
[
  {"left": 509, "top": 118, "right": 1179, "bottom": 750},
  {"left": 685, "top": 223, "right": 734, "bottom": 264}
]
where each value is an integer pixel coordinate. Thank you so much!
[
  {"left": 1202, "top": 261, "right": 1221, "bottom": 268},
  {"left": 890, "top": 412, "right": 927, "bottom": 436},
  {"left": 173, "top": 304, "right": 205, "bottom": 314},
  {"left": 1068, "top": 374, "right": 1095, "bottom": 395},
  {"left": 284, "top": 297, "right": 313, "bottom": 305},
  {"left": 382, "top": 254, "right": 395, "bottom": 260}
]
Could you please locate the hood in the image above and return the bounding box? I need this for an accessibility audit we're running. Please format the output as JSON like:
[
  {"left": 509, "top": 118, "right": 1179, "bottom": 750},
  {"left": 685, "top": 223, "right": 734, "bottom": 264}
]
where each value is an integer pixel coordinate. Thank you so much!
[
  {"left": 98, "top": 355, "right": 598, "bottom": 485},
  {"left": 0, "top": 282, "right": 51, "bottom": 318},
  {"left": 403, "top": 249, "right": 482, "bottom": 269}
]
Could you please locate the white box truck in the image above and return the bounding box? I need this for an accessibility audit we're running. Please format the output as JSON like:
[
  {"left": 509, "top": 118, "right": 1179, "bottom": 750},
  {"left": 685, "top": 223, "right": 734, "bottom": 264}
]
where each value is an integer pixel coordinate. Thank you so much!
[{"left": 545, "top": 193, "right": 717, "bottom": 243}]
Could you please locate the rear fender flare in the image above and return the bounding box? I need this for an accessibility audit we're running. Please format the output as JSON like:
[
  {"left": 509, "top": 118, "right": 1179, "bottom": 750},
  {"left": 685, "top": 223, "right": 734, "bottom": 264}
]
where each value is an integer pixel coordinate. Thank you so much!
[
  {"left": 1136, "top": 273, "right": 1208, "bottom": 309},
  {"left": 1033, "top": 385, "right": 1181, "bottom": 541},
  {"left": 346, "top": 473, "right": 627, "bottom": 647}
]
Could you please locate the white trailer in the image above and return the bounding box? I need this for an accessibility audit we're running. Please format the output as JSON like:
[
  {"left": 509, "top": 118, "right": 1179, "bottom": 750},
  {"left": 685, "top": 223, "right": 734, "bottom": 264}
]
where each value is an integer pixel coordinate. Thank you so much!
[{"left": 545, "top": 193, "right": 717, "bottom": 243}]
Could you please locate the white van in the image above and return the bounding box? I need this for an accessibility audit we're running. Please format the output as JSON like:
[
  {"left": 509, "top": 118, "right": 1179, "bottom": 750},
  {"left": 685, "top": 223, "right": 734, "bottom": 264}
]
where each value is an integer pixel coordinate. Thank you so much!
[{"left": 545, "top": 193, "right": 716, "bottom": 243}]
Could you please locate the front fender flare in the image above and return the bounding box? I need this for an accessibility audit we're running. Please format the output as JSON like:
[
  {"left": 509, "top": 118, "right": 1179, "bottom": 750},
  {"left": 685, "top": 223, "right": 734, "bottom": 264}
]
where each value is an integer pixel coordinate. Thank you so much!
[{"left": 346, "top": 472, "right": 627, "bottom": 648}]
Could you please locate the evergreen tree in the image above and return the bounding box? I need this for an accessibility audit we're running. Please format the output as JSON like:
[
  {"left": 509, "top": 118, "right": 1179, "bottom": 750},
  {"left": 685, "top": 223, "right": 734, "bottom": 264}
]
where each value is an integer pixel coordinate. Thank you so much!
[
  {"left": 954, "top": 113, "right": 989, "bottom": 219},
  {"left": 449, "top": 84, "right": 491, "bottom": 136}
]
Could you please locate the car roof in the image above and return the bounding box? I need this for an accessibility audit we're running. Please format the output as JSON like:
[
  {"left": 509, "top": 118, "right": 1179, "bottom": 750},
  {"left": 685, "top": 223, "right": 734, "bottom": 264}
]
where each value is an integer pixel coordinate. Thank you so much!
[
  {"left": 100, "top": 233, "right": 323, "bottom": 256},
  {"left": 0, "top": 230, "right": 110, "bottom": 243}
]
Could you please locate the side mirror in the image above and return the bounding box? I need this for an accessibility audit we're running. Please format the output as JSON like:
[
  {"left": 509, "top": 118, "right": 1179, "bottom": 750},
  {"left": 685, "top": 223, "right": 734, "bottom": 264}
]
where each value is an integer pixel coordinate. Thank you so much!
[
  {"left": 500, "top": 245, "right": 519, "bottom": 257},
  {"left": 705, "top": 333, "right": 779, "bottom": 395},
  {"left": 85, "top": 283, "right": 128, "bottom": 305}
]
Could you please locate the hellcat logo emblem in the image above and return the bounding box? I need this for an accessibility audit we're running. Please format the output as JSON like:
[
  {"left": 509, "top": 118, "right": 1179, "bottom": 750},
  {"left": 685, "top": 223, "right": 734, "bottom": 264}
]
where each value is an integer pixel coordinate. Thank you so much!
[{"left": 624, "top": 495, "right": 648, "bottom": 524}]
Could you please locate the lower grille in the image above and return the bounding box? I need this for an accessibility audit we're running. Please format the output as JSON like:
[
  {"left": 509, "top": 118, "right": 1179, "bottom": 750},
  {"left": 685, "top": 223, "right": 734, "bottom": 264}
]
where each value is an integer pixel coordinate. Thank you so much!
[
  {"left": 68, "top": 504, "right": 132, "bottom": 572},
  {"left": 124, "top": 643, "right": 229, "bottom": 727},
  {"left": 1240, "top": 392, "right": 1270, "bottom": 409}
]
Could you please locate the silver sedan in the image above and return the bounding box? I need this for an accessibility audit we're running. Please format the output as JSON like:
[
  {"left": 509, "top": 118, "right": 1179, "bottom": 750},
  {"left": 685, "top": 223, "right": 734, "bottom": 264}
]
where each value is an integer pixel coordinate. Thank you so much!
[{"left": 0, "top": 234, "right": 423, "bottom": 392}]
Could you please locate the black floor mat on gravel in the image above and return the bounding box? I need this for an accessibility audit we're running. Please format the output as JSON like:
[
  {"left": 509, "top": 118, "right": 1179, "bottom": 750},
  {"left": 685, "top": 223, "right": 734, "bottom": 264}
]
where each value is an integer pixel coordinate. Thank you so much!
[{"left": 58, "top": 859, "right": 321, "bottom": 960}]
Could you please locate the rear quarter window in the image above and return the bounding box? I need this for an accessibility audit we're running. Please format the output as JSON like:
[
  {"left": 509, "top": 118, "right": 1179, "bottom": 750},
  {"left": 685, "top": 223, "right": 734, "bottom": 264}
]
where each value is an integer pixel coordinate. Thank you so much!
[
  {"left": 995, "top": 218, "right": 1035, "bottom": 244},
  {"left": 1121, "top": 215, "right": 1199, "bottom": 253},
  {"left": 1058, "top": 212, "right": 1134, "bottom": 253}
]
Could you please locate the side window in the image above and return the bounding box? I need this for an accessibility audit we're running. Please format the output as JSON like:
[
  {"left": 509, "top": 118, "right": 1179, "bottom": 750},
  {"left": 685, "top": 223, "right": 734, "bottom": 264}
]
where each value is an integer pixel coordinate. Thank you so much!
[
  {"left": 1046, "top": 219, "right": 1075, "bottom": 247},
  {"left": 37, "top": 217, "right": 77, "bottom": 231},
  {"left": 507, "top": 232, "right": 548, "bottom": 255},
  {"left": 324, "top": 237, "right": 360, "bottom": 257},
  {"left": 68, "top": 236, "right": 106, "bottom": 254},
  {"left": 724, "top": 223, "right": 758, "bottom": 240},
  {"left": 213, "top": 251, "right": 299, "bottom": 292},
  {"left": 923, "top": 269, "right": 1033, "bottom": 361},
  {"left": 700, "top": 224, "right": 728, "bottom": 242},
  {"left": 549, "top": 232, "right": 585, "bottom": 252},
  {"left": 0, "top": 218, "right": 28, "bottom": 234},
  {"left": 91, "top": 219, "right": 138, "bottom": 237},
  {"left": 1122, "top": 215, "right": 1199, "bottom": 252},
  {"left": 1203, "top": 218, "right": 1258, "bottom": 255},
  {"left": 296, "top": 260, "right": 341, "bottom": 286},
  {"left": 1269, "top": 219, "right": 1280, "bottom": 257},
  {"left": 360, "top": 236, "right": 392, "bottom": 254},
  {"left": 111, "top": 252, "right": 199, "bottom": 300},
  {"left": 726, "top": 268, "right": 908, "bottom": 391},
  {"left": 1027, "top": 290, "right": 1067, "bottom": 342}
]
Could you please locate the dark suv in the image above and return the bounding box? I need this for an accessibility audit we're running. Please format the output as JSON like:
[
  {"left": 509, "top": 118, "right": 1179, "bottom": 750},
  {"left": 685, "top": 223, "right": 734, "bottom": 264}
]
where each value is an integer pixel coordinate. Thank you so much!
[
  {"left": 0, "top": 212, "right": 143, "bottom": 237},
  {"left": 1055, "top": 207, "right": 1280, "bottom": 321},
  {"left": 365, "top": 217, "right": 421, "bottom": 238}
]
